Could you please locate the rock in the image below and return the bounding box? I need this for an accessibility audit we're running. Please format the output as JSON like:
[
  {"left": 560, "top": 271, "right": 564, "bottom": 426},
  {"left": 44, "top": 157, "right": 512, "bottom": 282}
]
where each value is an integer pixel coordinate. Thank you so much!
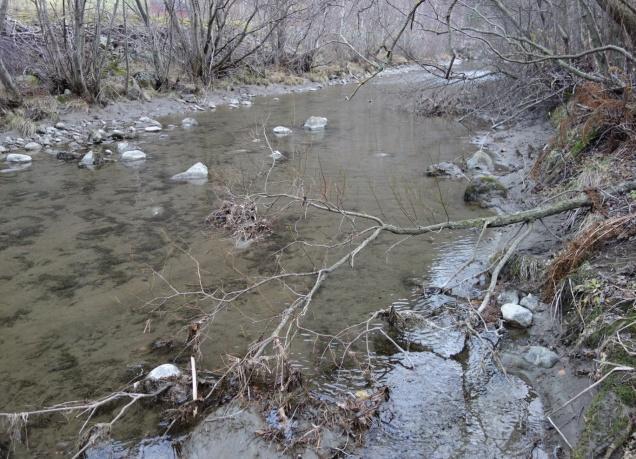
[
  {"left": 6, "top": 153, "right": 32, "bottom": 163},
  {"left": 64, "top": 89, "right": 72, "bottom": 96},
  {"left": 466, "top": 150, "right": 494, "bottom": 172},
  {"left": 144, "top": 126, "right": 162, "bottom": 133},
  {"left": 0, "top": 145, "right": 7, "bottom": 153},
  {"left": 146, "top": 363, "right": 181, "bottom": 381},
  {"left": 228, "top": 98, "right": 240, "bottom": 105},
  {"left": 304, "top": 116, "right": 328, "bottom": 131},
  {"left": 240, "top": 100, "right": 252, "bottom": 106},
  {"left": 181, "top": 117, "right": 198, "bottom": 128},
  {"left": 79, "top": 151, "right": 96, "bottom": 167},
  {"left": 139, "top": 116, "right": 161, "bottom": 127},
  {"left": 56, "top": 152, "right": 80, "bottom": 161},
  {"left": 520, "top": 294, "right": 540, "bottom": 311},
  {"left": 273, "top": 126, "right": 292, "bottom": 136},
  {"left": 88, "top": 129, "right": 104, "bottom": 144},
  {"left": 207, "top": 102, "right": 217, "bottom": 110},
  {"left": 55, "top": 122, "right": 68, "bottom": 130},
  {"left": 270, "top": 150, "right": 284, "bottom": 160},
  {"left": 463, "top": 176, "right": 507, "bottom": 204},
  {"left": 501, "top": 303, "right": 533, "bottom": 328},
  {"left": 24, "top": 142, "right": 42, "bottom": 151},
  {"left": 117, "top": 142, "right": 133, "bottom": 153},
  {"left": 522, "top": 346, "right": 559, "bottom": 368},
  {"left": 121, "top": 150, "right": 147, "bottom": 161},
  {"left": 426, "top": 162, "right": 463, "bottom": 178},
  {"left": 171, "top": 162, "right": 208, "bottom": 181},
  {"left": 110, "top": 129, "right": 125, "bottom": 140},
  {"left": 497, "top": 289, "right": 520, "bottom": 306}
]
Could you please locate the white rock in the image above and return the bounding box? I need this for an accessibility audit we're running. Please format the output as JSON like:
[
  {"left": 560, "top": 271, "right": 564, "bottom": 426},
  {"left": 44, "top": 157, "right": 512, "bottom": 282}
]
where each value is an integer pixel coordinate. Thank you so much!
[
  {"left": 304, "top": 116, "right": 328, "bottom": 131},
  {"left": 207, "top": 102, "right": 217, "bottom": 110},
  {"left": 501, "top": 303, "right": 533, "bottom": 328},
  {"left": 145, "top": 126, "right": 162, "bottom": 132},
  {"left": 117, "top": 142, "right": 133, "bottom": 153},
  {"left": 24, "top": 142, "right": 42, "bottom": 151},
  {"left": 240, "top": 100, "right": 252, "bottom": 106},
  {"left": 171, "top": 162, "right": 208, "bottom": 181},
  {"left": 273, "top": 126, "right": 292, "bottom": 136},
  {"left": 1, "top": 163, "right": 31, "bottom": 173},
  {"left": 79, "top": 151, "right": 95, "bottom": 166},
  {"left": 270, "top": 150, "right": 284, "bottom": 160},
  {"left": 139, "top": 116, "right": 161, "bottom": 127},
  {"left": 522, "top": 346, "right": 559, "bottom": 368},
  {"left": 182, "top": 117, "right": 199, "bottom": 128},
  {"left": 6, "top": 153, "right": 32, "bottom": 163},
  {"left": 121, "top": 149, "right": 147, "bottom": 161},
  {"left": 466, "top": 150, "right": 494, "bottom": 171},
  {"left": 146, "top": 363, "right": 181, "bottom": 381},
  {"left": 0, "top": 145, "right": 7, "bottom": 153},
  {"left": 228, "top": 98, "right": 240, "bottom": 105},
  {"left": 55, "top": 122, "right": 68, "bottom": 130}
]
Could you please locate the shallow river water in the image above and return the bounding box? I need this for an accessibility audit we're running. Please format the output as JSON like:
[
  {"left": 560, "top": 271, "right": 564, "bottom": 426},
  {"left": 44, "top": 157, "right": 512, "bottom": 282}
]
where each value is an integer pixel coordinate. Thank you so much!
[{"left": 1, "top": 71, "right": 545, "bottom": 457}]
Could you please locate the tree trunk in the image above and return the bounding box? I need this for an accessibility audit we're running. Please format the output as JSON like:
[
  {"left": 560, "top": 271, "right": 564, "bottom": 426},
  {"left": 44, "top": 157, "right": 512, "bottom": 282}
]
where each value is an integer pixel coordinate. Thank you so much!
[
  {"left": 0, "top": 56, "right": 21, "bottom": 106},
  {"left": 0, "top": 0, "right": 8, "bottom": 34}
]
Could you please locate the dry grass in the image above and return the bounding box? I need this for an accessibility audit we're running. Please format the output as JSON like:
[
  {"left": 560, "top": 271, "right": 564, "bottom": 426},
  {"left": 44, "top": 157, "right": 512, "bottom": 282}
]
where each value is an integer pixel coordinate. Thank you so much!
[{"left": 544, "top": 214, "right": 636, "bottom": 298}]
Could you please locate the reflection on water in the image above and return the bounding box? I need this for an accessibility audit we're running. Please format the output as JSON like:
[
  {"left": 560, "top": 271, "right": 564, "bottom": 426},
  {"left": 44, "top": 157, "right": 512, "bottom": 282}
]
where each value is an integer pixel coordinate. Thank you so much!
[{"left": 0, "top": 72, "right": 484, "bottom": 453}]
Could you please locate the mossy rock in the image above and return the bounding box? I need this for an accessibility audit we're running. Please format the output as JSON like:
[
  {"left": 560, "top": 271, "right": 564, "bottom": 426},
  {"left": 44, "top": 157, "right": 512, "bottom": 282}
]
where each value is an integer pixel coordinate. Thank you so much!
[{"left": 463, "top": 176, "right": 507, "bottom": 204}]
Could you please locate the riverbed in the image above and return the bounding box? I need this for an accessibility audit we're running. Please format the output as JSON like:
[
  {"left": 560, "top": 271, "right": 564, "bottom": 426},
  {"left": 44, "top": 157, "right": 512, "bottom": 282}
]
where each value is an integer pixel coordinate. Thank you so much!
[{"left": 1, "top": 70, "right": 542, "bottom": 457}]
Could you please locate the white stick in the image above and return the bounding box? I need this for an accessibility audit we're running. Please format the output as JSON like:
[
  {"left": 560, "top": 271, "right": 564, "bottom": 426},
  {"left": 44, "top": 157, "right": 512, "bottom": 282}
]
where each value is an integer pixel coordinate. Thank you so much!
[{"left": 191, "top": 356, "right": 198, "bottom": 401}]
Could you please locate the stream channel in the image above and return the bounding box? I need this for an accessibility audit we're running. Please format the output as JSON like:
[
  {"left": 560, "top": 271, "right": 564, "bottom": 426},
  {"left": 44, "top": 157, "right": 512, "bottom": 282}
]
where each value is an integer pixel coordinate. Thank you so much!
[{"left": 1, "top": 69, "right": 546, "bottom": 457}]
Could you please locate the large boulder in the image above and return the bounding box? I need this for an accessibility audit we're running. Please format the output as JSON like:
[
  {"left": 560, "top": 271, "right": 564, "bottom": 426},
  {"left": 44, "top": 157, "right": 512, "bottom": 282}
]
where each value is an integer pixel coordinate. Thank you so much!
[
  {"left": 463, "top": 176, "right": 507, "bottom": 204},
  {"left": 497, "top": 289, "right": 520, "bottom": 306},
  {"left": 171, "top": 162, "right": 208, "bottom": 182},
  {"left": 501, "top": 303, "right": 533, "bottom": 328},
  {"left": 466, "top": 150, "right": 494, "bottom": 171},
  {"left": 522, "top": 346, "right": 559, "bottom": 368},
  {"left": 304, "top": 116, "right": 328, "bottom": 131},
  {"left": 6, "top": 153, "right": 32, "bottom": 163}
]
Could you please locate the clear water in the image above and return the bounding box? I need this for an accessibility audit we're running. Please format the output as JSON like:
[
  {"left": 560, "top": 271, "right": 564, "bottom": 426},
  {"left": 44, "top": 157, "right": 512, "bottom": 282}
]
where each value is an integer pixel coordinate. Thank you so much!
[{"left": 0, "top": 72, "right": 492, "bottom": 454}]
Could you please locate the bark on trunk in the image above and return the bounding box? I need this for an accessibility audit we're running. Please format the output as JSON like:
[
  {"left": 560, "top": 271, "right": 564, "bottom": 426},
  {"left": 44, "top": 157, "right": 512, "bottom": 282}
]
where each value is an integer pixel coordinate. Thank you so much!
[
  {"left": 0, "top": 56, "right": 22, "bottom": 106},
  {"left": 0, "top": 0, "right": 8, "bottom": 34},
  {"left": 596, "top": 0, "right": 636, "bottom": 46}
]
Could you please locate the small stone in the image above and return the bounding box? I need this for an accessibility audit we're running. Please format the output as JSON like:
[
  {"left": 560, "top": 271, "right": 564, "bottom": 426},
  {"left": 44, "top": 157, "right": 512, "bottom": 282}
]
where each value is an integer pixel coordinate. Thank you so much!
[
  {"left": 228, "top": 98, "right": 240, "bottom": 105},
  {"left": 182, "top": 117, "right": 199, "bottom": 128},
  {"left": 55, "top": 122, "right": 68, "bottom": 130},
  {"left": 466, "top": 150, "right": 494, "bottom": 172},
  {"left": 240, "top": 100, "right": 252, "bottom": 106},
  {"left": 139, "top": 116, "right": 161, "bottom": 127},
  {"left": 270, "top": 150, "right": 284, "bottom": 160},
  {"left": 520, "top": 294, "right": 540, "bottom": 311},
  {"left": 6, "top": 153, "right": 32, "bottom": 163},
  {"left": 24, "top": 142, "right": 42, "bottom": 151},
  {"left": 121, "top": 150, "right": 146, "bottom": 161},
  {"left": 426, "top": 162, "right": 463, "bottom": 178},
  {"left": 145, "top": 126, "right": 162, "bottom": 132},
  {"left": 117, "top": 142, "right": 133, "bottom": 153},
  {"left": 110, "top": 129, "right": 125, "bottom": 140},
  {"left": 463, "top": 176, "right": 507, "bottom": 204},
  {"left": 501, "top": 303, "right": 533, "bottom": 328},
  {"left": 146, "top": 363, "right": 181, "bottom": 381},
  {"left": 273, "top": 126, "right": 292, "bottom": 136},
  {"left": 522, "top": 346, "right": 559, "bottom": 368},
  {"left": 79, "top": 151, "right": 95, "bottom": 166},
  {"left": 171, "top": 162, "right": 208, "bottom": 182},
  {"left": 497, "top": 290, "right": 520, "bottom": 306},
  {"left": 88, "top": 129, "right": 103, "bottom": 144},
  {"left": 64, "top": 89, "right": 72, "bottom": 96},
  {"left": 207, "top": 102, "right": 217, "bottom": 110},
  {"left": 0, "top": 145, "right": 7, "bottom": 153},
  {"left": 304, "top": 116, "right": 328, "bottom": 131}
]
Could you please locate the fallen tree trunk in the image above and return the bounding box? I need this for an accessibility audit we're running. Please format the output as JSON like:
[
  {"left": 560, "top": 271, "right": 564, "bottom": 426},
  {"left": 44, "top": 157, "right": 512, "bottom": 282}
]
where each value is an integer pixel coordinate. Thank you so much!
[{"left": 249, "top": 179, "right": 636, "bottom": 357}]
